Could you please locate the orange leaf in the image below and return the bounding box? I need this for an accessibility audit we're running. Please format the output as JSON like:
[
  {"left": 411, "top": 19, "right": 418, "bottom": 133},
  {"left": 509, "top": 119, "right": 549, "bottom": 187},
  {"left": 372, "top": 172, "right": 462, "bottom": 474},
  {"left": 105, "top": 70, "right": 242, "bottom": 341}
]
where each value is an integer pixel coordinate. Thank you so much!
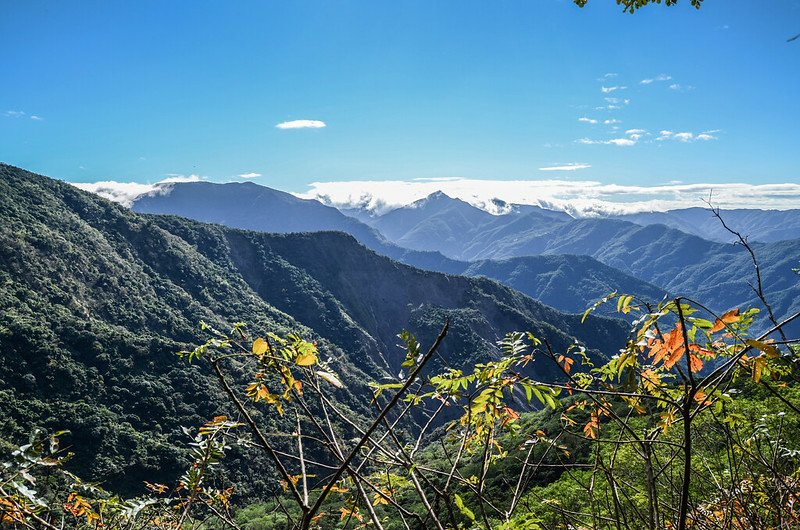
[
  {"left": 711, "top": 309, "right": 740, "bottom": 333},
  {"left": 558, "top": 355, "right": 575, "bottom": 375},
  {"left": 583, "top": 411, "right": 600, "bottom": 439},
  {"left": 664, "top": 345, "right": 686, "bottom": 370},
  {"left": 688, "top": 353, "right": 703, "bottom": 373}
]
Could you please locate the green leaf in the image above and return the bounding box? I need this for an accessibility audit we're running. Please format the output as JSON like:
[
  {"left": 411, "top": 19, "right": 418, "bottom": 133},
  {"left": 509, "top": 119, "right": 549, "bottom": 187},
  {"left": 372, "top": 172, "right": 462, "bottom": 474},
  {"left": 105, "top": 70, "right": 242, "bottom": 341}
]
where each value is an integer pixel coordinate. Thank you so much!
[{"left": 454, "top": 493, "right": 476, "bottom": 522}]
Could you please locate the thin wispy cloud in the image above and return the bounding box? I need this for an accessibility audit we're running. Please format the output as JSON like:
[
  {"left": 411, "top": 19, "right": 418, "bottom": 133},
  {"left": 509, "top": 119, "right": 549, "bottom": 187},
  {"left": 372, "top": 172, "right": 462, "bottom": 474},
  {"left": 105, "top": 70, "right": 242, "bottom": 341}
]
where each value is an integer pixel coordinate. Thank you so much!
[
  {"left": 640, "top": 74, "right": 672, "bottom": 85},
  {"left": 238, "top": 172, "right": 262, "bottom": 179},
  {"left": 596, "top": 97, "right": 630, "bottom": 111},
  {"left": 538, "top": 163, "right": 591, "bottom": 171},
  {"left": 601, "top": 86, "right": 626, "bottom": 93},
  {"left": 3, "top": 110, "right": 43, "bottom": 120},
  {"left": 577, "top": 137, "right": 636, "bottom": 146},
  {"left": 669, "top": 83, "right": 694, "bottom": 92},
  {"left": 72, "top": 174, "right": 203, "bottom": 207},
  {"left": 603, "top": 119, "right": 621, "bottom": 125},
  {"left": 625, "top": 128, "right": 647, "bottom": 141},
  {"left": 275, "top": 119, "right": 326, "bottom": 129},
  {"left": 577, "top": 128, "right": 644, "bottom": 147},
  {"left": 597, "top": 73, "right": 618, "bottom": 81},
  {"left": 301, "top": 179, "right": 800, "bottom": 217},
  {"left": 578, "top": 117, "right": 598, "bottom": 124},
  {"left": 657, "top": 130, "right": 719, "bottom": 142}
]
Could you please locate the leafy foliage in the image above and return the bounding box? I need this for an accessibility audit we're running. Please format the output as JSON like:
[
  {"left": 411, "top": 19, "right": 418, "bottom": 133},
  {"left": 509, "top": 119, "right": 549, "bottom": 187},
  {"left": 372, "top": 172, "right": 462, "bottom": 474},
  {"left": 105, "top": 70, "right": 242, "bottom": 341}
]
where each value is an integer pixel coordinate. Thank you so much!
[{"left": 573, "top": 0, "right": 703, "bottom": 12}]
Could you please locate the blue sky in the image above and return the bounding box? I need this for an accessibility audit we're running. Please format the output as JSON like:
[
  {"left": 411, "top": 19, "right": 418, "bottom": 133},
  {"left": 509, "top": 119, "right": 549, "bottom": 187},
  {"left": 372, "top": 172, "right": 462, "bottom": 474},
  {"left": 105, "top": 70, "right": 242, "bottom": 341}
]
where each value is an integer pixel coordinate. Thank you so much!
[{"left": 2, "top": 0, "right": 799, "bottom": 207}]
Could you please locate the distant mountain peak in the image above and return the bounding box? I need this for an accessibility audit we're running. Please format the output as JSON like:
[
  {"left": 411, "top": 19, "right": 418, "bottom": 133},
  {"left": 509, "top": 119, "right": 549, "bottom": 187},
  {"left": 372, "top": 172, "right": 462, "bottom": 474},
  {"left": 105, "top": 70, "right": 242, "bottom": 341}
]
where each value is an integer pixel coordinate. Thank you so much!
[{"left": 413, "top": 190, "right": 452, "bottom": 204}]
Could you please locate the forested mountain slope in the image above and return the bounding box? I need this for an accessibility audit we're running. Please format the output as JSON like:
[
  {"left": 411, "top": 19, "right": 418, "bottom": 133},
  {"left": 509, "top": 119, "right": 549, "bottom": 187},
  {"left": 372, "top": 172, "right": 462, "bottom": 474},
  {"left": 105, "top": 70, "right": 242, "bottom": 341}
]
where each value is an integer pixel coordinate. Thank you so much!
[
  {"left": 129, "top": 182, "right": 664, "bottom": 314},
  {"left": 129, "top": 183, "right": 799, "bottom": 330},
  {"left": 0, "top": 163, "right": 626, "bottom": 496},
  {"left": 132, "top": 181, "right": 467, "bottom": 275},
  {"left": 616, "top": 207, "right": 800, "bottom": 243},
  {"left": 346, "top": 193, "right": 799, "bottom": 329},
  {"left": 474, "top": 218, "right": 800, "bottom": 329},
  {"left": 463, "top": 254, "right": 667, "bottom": 314}
]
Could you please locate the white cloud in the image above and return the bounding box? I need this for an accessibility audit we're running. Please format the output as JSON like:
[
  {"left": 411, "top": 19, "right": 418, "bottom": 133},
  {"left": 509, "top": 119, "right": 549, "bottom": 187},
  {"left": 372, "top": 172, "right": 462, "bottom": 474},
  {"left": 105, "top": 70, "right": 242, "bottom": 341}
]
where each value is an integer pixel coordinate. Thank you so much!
[
  {"left": 596, "top": 98, "right": 630, "bottom": 111},
  {"left": 601, "top": 86, "right": 627, "bottom": 93},
  {"left": 300, "top": 179, "right": 800, "bottom": 217},
  {"left": 578, "top": 128, "right": 644, "bottom": 147},
  {"left": 577, "top": 137, "right": 636, "bottom": 146},
  {"left": 603, "top": 119, "right": 621, "bottom": 125},
  {"left": 597, "top": 73, "right": 618, "bottom": 81},
  {"left": 606, "top": 138, "right": 636, "bottom": 146},
  {"left": 640, "top": 74, "right": 672, "bottom": 85},
  {"left": 4, "top": 110, "right": 43, "bottom": 120},
  {"left": 412, "top": 176, "right": 464, "bottom": 182},
  {"left": 538, "top": 163, "right": 591, "bottom": 171},
  {"left": 72, "top": 174, "right": 203, "bottom": 207},
  {"left": 161, "top": 174, "right": 203, "bottom": 184},
  {"left": 578, "top": 117, "right": 598, "bottom": 124},
  {"left": 657, "top": 130, "right": 718, "bottom": 142},
  {"left": 238, "top": 172, "right": 262, "bottom": 179},
  {"left": 275, "top": 119, "right": 326, "bottom": 129},
  {"left": 624, "top": 128, "right": 647, "bottom": 141}
]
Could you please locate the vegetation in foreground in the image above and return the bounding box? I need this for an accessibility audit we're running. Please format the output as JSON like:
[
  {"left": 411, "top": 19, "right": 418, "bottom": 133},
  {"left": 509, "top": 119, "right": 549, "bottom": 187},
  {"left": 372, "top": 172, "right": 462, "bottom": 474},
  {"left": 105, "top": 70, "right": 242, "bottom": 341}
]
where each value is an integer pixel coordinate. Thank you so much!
[{"left": 3, "top": 280, "right": 799, "bottom": 529}]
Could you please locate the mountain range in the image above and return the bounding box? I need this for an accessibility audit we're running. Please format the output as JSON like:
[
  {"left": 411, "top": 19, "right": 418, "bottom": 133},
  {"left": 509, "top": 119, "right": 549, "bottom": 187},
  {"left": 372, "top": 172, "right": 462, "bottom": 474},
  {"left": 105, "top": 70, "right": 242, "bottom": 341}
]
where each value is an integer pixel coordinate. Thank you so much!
[
  {"left": 0, "top": 163, "right": 625, "bottom": 495},
  {"left": 615, "top": 207, "right": 800, "bottom": 244},
  {"left": 132, "top": 182, "right": 800, "bottom": 331}
]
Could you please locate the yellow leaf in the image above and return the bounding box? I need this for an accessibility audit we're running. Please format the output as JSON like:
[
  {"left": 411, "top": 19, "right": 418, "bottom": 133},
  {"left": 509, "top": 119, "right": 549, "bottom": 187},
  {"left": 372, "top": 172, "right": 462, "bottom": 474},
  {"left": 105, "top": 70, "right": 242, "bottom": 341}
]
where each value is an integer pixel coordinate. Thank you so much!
[
  {"left": 753, "top": 356, "right": 766, "bottom": 383},
  {"left": 252, "top": 337, "right": 270, "bottom": 356},
  {"left": 295, "top": 353, "right": 317, "bottom": 366},
  {"left": 745, "top": 339, "right": 780, "bottom": 358}
]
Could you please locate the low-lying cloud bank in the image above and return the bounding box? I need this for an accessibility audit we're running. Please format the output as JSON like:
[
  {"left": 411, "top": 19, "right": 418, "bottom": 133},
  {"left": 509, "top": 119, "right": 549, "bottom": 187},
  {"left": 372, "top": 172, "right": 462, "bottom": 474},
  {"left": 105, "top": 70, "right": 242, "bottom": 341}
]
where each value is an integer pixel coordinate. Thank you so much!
[
  {"left": 299, "top": 179, "right": 800, "bottom": 217},
  {"left": 69, "top": 175, "right": 800, "bottom": 217},
  {"left": 72, "top": 174, "right": 202, "bottom": 207}
]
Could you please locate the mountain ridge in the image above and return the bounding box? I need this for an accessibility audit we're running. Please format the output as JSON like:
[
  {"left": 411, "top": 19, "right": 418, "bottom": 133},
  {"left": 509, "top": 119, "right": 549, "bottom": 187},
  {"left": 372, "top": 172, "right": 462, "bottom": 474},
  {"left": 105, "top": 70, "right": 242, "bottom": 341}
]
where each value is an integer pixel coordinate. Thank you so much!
[
  {"left": 128, "top": 180, "right": 800, "bottom": 331},
  {"left": 0, "top": 163, "right": 627, "bottom": 495}
]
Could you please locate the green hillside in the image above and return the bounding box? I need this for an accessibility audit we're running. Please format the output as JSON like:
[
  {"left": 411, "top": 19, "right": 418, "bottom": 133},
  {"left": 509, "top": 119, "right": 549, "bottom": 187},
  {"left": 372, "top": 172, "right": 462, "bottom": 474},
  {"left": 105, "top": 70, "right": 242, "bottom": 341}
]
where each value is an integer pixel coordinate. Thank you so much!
[{"left": 0, "top": 163, "right": 626, "bottom": 496}]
